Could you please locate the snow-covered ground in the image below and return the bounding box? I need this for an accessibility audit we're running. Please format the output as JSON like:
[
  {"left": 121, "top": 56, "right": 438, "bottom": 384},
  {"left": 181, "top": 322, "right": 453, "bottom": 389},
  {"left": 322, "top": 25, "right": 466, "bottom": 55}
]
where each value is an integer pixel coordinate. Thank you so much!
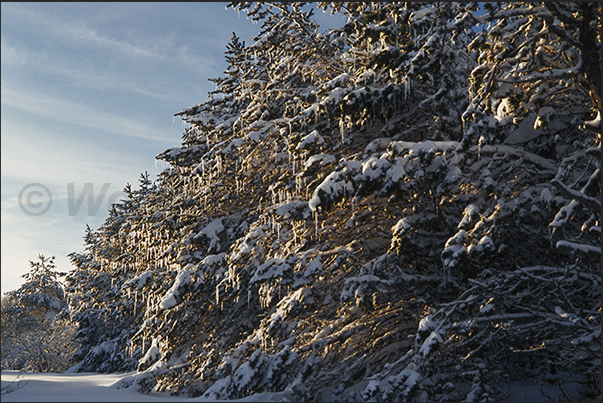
[
  {"left": 2, "top": 370, "right": 587, "bottom": 402},
  {"left": 0, "top": 371, "right": 289, "bottom": 402}
]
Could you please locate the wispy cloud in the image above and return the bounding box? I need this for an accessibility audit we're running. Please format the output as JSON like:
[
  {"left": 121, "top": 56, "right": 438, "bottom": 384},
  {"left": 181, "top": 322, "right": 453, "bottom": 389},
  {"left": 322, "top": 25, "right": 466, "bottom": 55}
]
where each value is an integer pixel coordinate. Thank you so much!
[
  {"left": 0, "top": 2, "right": 250, "bottom": 295},
  {"left": 1, "top": 37, "right": 175, "bottom": 101},
  {"left": 1, "top": 83, "right": 174, "bottom": 143},
  {"left": 1, "top": 3, "right": 222, "bottom": 108},
  {"left": 1, "top": 3, "right": 220, "bottom": 73},
  {"left": 0, "top": 118, "right": 165, "bottom": 189},
  {"left": 2, "top": 3, "right": 162, "bottom": 60},
  {"left": 0, "top": 37, "right": 30, "bottom": 66}
]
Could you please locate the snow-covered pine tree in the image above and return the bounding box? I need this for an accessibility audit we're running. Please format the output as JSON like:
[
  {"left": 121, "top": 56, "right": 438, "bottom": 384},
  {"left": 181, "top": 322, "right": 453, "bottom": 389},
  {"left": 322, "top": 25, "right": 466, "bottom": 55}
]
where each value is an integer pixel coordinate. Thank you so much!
[
  {"left": 64, "top": 173, "right": 172, "bottom": 373},
  {"left": 465, "top": 2, "right": 601, "bottom": 265},
  {"left": 316, "top": 2, "right": 474, "bottom": 140},
  {"left": 5, "top": 255, "right": 65, "bottom": 318},
  {"left": 1, "top": 255, "right": 78, "bottom": 372},
  {"left": 64, "top": 3, "right": 600, "bottom": 401}
]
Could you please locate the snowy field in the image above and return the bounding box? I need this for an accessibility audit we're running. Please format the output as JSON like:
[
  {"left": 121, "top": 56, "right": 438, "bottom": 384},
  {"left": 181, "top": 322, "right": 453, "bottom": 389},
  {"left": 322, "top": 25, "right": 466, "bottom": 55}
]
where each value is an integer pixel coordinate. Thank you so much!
[
  {"left": 1, "top": 370, "right": 586, "bottom": 402},
  {"left": 0, "top": 371, "right": 290, "bottom": 402}
]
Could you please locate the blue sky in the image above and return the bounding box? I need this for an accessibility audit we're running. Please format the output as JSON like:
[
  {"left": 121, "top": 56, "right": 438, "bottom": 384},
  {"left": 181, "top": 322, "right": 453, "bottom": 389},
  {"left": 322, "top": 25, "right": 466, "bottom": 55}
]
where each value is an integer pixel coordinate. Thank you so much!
[{"left": 1, "top": 2, "right": 343, "bottom": 295}]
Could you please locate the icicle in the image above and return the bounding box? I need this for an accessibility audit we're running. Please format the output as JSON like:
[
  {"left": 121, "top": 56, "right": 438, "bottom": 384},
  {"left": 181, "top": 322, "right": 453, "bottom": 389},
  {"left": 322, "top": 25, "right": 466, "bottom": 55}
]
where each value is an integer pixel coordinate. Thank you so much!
[
  {"left": 404, "top": 77, "right": 411, "bottom": 100},
  {"left": 305, "top": 177, "right": 310, "bottom": 200},
  {"left": 292, "top": 222, "right": 298, "bottom": 246},
  {"left": 260, "top": 329, "right": 265, "bottom": 351},
  {"left": 295, "top": 175, "right": 300, "bottom": 197},
  {"left": 292, "top": 155, "right": 297, "bottom": 176}
]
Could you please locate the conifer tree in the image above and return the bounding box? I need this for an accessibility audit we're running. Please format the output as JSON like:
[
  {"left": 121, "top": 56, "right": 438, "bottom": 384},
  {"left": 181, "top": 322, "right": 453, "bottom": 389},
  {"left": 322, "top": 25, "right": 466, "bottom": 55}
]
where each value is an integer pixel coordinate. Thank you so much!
[
  {"left": 1, "top": 255, "right": 78, "bottom": 372},
  {"left": 63, "top": 3, "right": 600, "bottom": 400}
]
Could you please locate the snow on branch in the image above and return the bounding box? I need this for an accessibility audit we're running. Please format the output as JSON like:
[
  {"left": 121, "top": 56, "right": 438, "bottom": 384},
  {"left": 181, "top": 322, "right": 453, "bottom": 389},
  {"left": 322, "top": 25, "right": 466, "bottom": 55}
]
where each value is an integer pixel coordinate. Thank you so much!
[
  {"left": 556, "top": 240, "right": 601, "bottom": 257},
  {"left": 497, "top": 57, "right": 583, "bottom": 84},
  {"left": 550, "top": 176, "right": 601, "bottom": 213}
]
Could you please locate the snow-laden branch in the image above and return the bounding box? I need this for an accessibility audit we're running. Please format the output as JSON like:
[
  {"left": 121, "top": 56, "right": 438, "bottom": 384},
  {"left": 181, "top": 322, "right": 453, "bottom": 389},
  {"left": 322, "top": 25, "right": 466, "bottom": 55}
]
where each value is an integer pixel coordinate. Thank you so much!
[
  {"left": 551, "top": 173, "right": 601, "bottom": 213},
  {"left": 497, "top": 57, "right": 583, "bottom": 84},
  {"left": 556, "top": 240, "right": 601, "bottom": 257},
  {"left": 477, "top": 144, "right": 557, "bottom": 171}
]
